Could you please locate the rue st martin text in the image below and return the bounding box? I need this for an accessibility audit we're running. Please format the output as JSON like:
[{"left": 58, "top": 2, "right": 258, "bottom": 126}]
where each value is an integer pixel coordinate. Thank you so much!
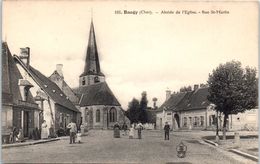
[{"left": 115, "top": 10, "right": 229, "bottom": 15}]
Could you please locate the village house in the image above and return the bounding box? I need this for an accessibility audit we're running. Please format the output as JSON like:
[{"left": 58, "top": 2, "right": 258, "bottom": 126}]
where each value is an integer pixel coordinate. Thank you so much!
[
  {"left": 12, "top": 46, "right": 81, "bottom": 136},
  {"left": 2, "top": 42, "right": 41, "bottom": 143},
  {"left": 73, "top": 20, "right": 129, "bottom": 129},
  {"left": 156, "top": 84, "right": 258, "bottom": 131}
]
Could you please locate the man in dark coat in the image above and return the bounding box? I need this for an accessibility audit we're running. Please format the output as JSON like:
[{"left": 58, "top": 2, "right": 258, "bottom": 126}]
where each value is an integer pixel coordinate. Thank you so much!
[{"left": 164, "top": 122, "right": 170, "bottom": 140}]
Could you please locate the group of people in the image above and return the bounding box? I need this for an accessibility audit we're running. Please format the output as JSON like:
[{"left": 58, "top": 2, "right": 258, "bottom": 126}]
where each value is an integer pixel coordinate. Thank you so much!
[
  {"left": 114, "top": 121, "right": 171, "bottom": 140},
  {"left": 41, "top": 119, "right": 83, "bottom": 144},
  {"left": 66, "top": 119, "right": 84, "bottom": 144},
  {"left": 113, "top": 122, "right": 145, "bottom": 139}
]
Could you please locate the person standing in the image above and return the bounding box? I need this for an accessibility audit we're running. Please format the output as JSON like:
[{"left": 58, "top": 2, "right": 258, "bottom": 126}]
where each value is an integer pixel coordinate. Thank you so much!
[
  {"left": 113, "top": 122, "right": 120, "bottom": 138},
  {"left": 122, "top": 122, "right": 128, "bottom": 136},
  {"left": 67, "top": 119, "right": 77, "bottom": 144},
  {"left": 164, "top": 122, "right": 170, "bottom": 140},
  {"left": 129, "top": 124, "right": 135, "bottom": 139},
  {"left": 136, "top": 122, "right": 143, "bottom": 139},
  {"left": 41, "top": 120, "right": 48, "bottom": 139}
]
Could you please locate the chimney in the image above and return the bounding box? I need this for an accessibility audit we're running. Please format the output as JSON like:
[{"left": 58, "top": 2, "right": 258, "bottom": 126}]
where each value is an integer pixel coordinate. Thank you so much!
[
  {"left": 166, "top": 89, "right": 171, "bottom": 101},
  {"left": 19, "top": 47, "right": 30, "bottom": 68},
  {"left": 56, "top": 64, "right": 63, "bottom": 77},
  {"left": 194, "top": 84, "right": 199, "bottom": 91}
]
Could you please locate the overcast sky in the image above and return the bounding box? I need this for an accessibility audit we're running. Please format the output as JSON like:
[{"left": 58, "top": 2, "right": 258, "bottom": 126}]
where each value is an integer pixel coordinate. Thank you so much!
[{"left": 3, "top": 1, "right": 258, "bottom": 109}]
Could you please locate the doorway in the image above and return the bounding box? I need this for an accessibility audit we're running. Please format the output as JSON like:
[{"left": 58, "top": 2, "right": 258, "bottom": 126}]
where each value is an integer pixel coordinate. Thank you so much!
[
  {"left": 23, "top": 111, "right": 29, "bottom": 137},
  {"left": 174, "top": 114, "right": 180, "bottom": 128},
  {"left": 160, "top": 118, "right": 162, "bottom": 129}
]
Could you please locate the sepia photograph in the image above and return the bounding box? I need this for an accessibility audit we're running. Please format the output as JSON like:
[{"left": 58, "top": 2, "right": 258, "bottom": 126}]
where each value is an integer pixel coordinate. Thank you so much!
[{"left": 1, "top": 0, "right": 259, "bottom": 163}]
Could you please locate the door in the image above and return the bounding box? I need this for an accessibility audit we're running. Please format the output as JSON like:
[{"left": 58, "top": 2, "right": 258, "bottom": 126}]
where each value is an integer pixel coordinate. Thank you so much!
[
  {"left": 160, "top": 118, "right": 162, "bottom": 129},
  {"left": 23, "top": 111, "right": 29, "bottom": 137}
]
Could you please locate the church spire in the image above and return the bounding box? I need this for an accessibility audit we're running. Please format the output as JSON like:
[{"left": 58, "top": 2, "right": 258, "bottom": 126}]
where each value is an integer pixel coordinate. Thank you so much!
[
  {"left": 79, "top": 20, "right": 105, "bottom": 87},
  {"left": 80, "top": 20, "right": 104, "bottom": 77}
]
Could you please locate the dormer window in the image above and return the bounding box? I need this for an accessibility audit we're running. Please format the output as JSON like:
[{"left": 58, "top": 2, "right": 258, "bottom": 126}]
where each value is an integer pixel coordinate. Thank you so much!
[{"left": 18, "top": 79, "right": 33, "bottom": 101}]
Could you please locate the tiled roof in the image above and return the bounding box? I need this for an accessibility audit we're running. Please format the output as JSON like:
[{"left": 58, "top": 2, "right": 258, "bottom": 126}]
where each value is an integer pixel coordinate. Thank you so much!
[
  {"left": 14, "top": 55, "right": 79, "bottom": 113},
  {"left": 49, "top": 71, "right": 79, "bottom": 104},
  {"left": 158, "top": 87, "right": 211, "bottom": 112},
  {"left": 28, "top": 66, "right": 80, "bottom": 112},
  {"left": 2, "top": 42, "right": 36, "bottom": 105},
  {"left": 74, "top": 82, "right": 120, "bottom": 107},
  {"left": 158, "top": 92, "right": 187, "bottom": 111}
]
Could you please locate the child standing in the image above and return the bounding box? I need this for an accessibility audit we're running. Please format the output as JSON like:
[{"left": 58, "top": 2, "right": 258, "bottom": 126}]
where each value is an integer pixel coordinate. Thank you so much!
[{"left": 76, "top": 131, "right": 82, "bottom": 143}]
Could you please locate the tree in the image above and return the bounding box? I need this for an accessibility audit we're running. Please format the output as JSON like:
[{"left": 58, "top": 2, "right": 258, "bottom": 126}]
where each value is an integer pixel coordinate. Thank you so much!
[
  {"left": 126, "top": 98, "right": 140, "bottom": 123},
  {"left": 152, "top": 97, "right": 158, "bottom": 109},
  {"left": 139, "top": 91, "right": 148, "bottom": 123},
  {"left": 207, "top": 61, "right": 258, "bottom": 140}
]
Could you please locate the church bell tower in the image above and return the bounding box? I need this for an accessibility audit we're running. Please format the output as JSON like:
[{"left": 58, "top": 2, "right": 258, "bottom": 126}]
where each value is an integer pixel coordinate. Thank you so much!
[{"left": 79, "top": 20, "right": 105, "bottom": 87}]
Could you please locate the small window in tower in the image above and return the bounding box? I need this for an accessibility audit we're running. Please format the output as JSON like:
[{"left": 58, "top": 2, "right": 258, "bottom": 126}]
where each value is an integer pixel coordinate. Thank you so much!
[
  {"left": 82, "top": 77, "right": 86, "bottom": 86},
  {"left": 94, "top": 76, "right": 100, "bottom": 83}
]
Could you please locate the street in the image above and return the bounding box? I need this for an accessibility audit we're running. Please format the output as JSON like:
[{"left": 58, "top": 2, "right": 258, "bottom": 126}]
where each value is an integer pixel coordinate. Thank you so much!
[{"left": 2, "top": 130, "right": 250, "bottom": 164}]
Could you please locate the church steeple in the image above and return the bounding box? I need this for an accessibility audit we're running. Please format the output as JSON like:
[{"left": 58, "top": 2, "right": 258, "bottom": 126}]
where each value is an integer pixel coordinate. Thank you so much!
[{"left": 79, "top": 20, "right": 105, "bottom": 87}]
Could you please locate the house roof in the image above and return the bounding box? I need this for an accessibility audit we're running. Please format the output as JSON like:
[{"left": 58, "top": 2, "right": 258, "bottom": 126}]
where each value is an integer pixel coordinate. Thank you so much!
[
  {"left": 2, "top": 42, "right": 36, "bottom": 106},
  {"left": 158, "top": 92, "right": 187, "bottom": 111},
  {"left": 49, "top": 70, "right": 79, "bottom": 104},
  {"left": 13, "top": 55, "right": 80, "bottom": 113},
  {"left": 158, "top": 87, "right": 211, "bottom": 112},
  {"left": 73, "top": 82, "right": 120, "bottom": 107}
]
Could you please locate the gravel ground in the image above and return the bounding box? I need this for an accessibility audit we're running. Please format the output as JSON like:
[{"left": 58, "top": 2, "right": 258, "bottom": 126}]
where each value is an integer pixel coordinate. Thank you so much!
[{"left": 2, "top": 130, "right": 254, "bottom": 164}]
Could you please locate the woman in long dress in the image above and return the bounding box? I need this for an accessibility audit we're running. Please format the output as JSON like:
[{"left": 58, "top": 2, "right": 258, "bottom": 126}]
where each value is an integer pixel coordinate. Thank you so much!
[
  {"left": 129, "top": 124, "right": 134, "bottom": 139},
  {"left": 41, "top": 120, "right": 48, "bottom": 139}
]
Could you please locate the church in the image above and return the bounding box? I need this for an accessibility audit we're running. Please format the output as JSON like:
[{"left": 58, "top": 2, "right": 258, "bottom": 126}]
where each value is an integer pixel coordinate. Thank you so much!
[{"left": 72, "top": 20, "right": 129, "bottom": 129}]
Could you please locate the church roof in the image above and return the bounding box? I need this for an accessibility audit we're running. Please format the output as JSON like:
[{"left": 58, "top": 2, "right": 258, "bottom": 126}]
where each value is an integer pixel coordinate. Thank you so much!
[
  {"left": 2, "top": 42, "right": 36, "bottom": 106},
  {"left": 13, "top": 55, "right": 80, "bottom": 113},
  {"left": 74, "top": 82, "right": 121, "bottom": 107},
  {"left": 80, "top": 20, "right": 104, "bottom": 77}
]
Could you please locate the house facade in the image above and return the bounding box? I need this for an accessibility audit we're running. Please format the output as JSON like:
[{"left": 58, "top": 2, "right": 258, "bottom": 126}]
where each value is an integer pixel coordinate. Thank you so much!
[
  {"left": 13, "top": 48, "right": 81, "bottom": 135},
  {"left": 73, "top": 20, "right": 129, "bottom": 129},
  {"left": 156, "top": 85, "right": 258, "bottom": 131},
  {"left": 2, "top": 42, "right": 41, "bottom": 143}
]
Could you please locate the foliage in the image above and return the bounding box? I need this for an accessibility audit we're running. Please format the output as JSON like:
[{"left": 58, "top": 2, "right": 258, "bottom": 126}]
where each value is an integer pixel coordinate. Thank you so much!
[
  {"left": 126, "top": 91, "right": 149, "bottom": 124},
  {"left": 125, "top": 98, "right": 140, "bottom": 123},
  {"left": 139, "top": 91, "right": 148, "bottom": 123},
  {"left": 207, "top": 61, "right": 258, "bottom": 139}
]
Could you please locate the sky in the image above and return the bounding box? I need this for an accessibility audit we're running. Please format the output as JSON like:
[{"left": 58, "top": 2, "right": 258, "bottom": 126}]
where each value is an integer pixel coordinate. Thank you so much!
[{"left": 2, "top": 1, "right": 258, "bottom": 109}]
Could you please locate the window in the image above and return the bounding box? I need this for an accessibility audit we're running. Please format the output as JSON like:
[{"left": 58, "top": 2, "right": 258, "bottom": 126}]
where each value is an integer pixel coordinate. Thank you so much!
[
  {"left": 194, "top": 117, "right": 199, "bottom": 127},
  {"left": 2, "top": 111, "right": 7, "bottom": 127},
  {"left": 85, "top": 108, "right": 88, "bottom": 123},
  {"left": 209, "top": 115, "right": 216, "bottom": 126},
  {"left": 59, "top": 113, "right": 62, "bottom": 123},
  {"left": 183, "top": 117, "right": 187, "bottom": 127},
  {"left": 200, "top": 116, "right": 204, "bottom": 126},
  {"left": 109, "top": 108, "right": 117, "bottom": 122},
  {"left": 96, "top": 109, "right": 100, "bottom": 122},
  {"left": 94, "top": 76, "right": 100, "bottom": 83},
  {"left": 82, "top": 77, "right": 86, "bottom": 86}
]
